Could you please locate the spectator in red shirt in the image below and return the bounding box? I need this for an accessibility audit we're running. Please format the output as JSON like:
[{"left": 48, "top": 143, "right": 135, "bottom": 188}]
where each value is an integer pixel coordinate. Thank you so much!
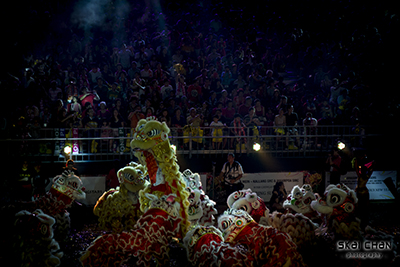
[
  {"left": 187, "top": 78, "right": 202, "bottom": 103},
  {"left": 80, "top": 86, "right": 100, "bottom": 110},
  {"left": 237, "top": 96, "right": 253, "bottom": 117},
  {"left": 222, "top": 99, "right": 236, "bottom": 122}
]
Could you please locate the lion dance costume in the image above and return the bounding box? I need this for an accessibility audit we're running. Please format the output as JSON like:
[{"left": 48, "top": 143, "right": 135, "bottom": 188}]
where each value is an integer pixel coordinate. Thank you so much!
[{"left": 93, "top": 161, "right": 150, "bottom": 233}]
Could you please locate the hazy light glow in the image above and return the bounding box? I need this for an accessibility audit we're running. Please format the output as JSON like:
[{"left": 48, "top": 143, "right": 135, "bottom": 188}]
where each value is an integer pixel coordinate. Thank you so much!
[
  {"left": 337, "top": 141, "right": 346, "bottom": 150},
  {"left": 64, "top": 145, "right": 72, "bottom": 155}
]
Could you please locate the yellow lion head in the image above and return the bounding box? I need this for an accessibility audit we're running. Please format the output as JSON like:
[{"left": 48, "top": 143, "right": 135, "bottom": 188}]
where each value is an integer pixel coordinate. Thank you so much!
[
  {"left": 130, "top": 117, "right": 170, "bottom": 151},
  {"left": 117, "top": 161, "right": 150, "bottom": 193}
]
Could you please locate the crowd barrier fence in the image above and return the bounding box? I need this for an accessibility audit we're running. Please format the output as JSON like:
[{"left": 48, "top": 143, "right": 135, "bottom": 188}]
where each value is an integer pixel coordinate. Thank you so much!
[{"left": 2, "top": 125, "right": 378, "bottom": 162}]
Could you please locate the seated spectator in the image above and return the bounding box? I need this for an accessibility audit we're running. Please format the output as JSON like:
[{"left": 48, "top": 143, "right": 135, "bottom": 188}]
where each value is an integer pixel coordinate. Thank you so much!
[
  {"left": 276, "top": 95, "right": 289, "bottom": 113},
  {"left": 128, "top": 105, "right": 145, "bottom": 129},
  {"left": 212, "top": 101, "right": 224, "bottom": 117},
  {"left": 232, "top": 74, "right": 247, "bottom": 90},
  {"left": 208, "top": 90, "right": 218, "bottom": 108},
  {"left": 175, "top": 73, "right": 186, "bottom": 98},
  {"left": 107, "top": 82, "right": 121, "bottom": 102},
  {"left": 88, "top": 63, "right": 102, "bottom": 87},
  {"left": 146, "top": 79, "right": 161, "bottom": 101},
  {"left": 202, "top": 78, "right": 212, "bottom": 100},
  {"left": 214, "top": 108, "right": 227, "bottom": 124},
  {"left": 172, "top": 49, "right": 183, "bottom": 64},
  {"left": 160, "top": 78, "right": 173, "bottom": 101},
  {"left": 238, "top": 96, "right": 253, "bottom": 118},
  {"left": 187, "top": 78, "right": 203, "bottom": 103},
  {"left": 274, "top": 108, "right": 286, "bottom": 149},
  {"left": 196, "top": 68, "right": 209, "bottom": 87},
  {"left": 130, "top": 72, "right": 146, "bottom": 97},
  {"left": 141, "top": 98, "right": 154, "bottom": 114},
  {"left": 109, "top": 109, "right": 125, "bottom": 128},
  {"left": 207, "top": 48, "right": 221, "bottom": 65},
  {"left": 81, "top": 102, "right": 93, "bottom": 119},
  {"left": 128, "top": 61, "right": 140, "bottom": 79},
  {"left": 39, "top": 106, "right": 52, "bottom": 127},
  {"left": 145, "top": 107, "right": 155, "bottom": 118},
  {"left": 210, "top": 114, "right": 225, "bottom": 150},
  {"left": 93, "top": 77, "right": 109, "bottom": 101},
  {"left": 243, "top": 107, "right": 261, "bottom": 135},
  {"left": 254, "top": 98, "right": 265, "bottom": 119},
  {"left": 170, "top": 107, "right": 185, "bottom": 148},
  {"left": 219, "top": 89, "right": 230, "bottom": 106},
  {"left": 318, "top": 100, "right": 334, "bottom": 121},
  {"left": 221, "top": 66, "right": 233, "bottom": 88},
  {"left": 229, "top": 113, "right": 246, "bottom": 149},
  {"left": 285, "top": 105, "right": 301, "bottom": 149},
  {"left": 48, "top": 80, "right": 62, "bottom": 104},
  {"left": 140, "top": 62, "right": 153, "bottom": 80},
  {"left": 78, "top": 67, "right": 91, "bottom": 91},
  {"left": 275, "top": 76, "right": 287, "bottom": 92},
  {"left": 269, "top": 89, "right": 281, "bottom": 110},
  {"left": 155, "top": 101, "right": 166, "bottom": 118},
  {"left": 303, "top": 94, "right": 318, "bottom": 116},
  {"left": 303, "top": 112, "right": 318, "bottom": 147},
  {"left": 186, "top": 108, "right": 202, "bottom": 127},
  {"left": 265, "top": 76, "right": 276, "bottom": 96},
  {"left": 80, "top": 86, "right": 100, "bottom": 110},
  {"left": 67, "top": 96, "right": 82, "bottom": 115},
  {"left": 69, "top": 111, "right": 83, "bottom": 129},
  {"left": 101, "top": 64, "right": 115, "bottom": 85},
  {"left": 55, "top": 108, "right": 74, "bottom": 128},
  {"left": 117, "top": 70, "right": 129, "bottom": 91},
  {"left": 82, "top": 108, "right": 99, "bottom": 130},
  {"left": 118, "top": 44, "right": 133, "bottom": 70},
  {"left": 233, "top": 89, "right": 246, "bottom": 108},
  {"left": 242, "top": 85, "right": 251, "bottom": 98},
  {"left": 248, "top": 69, "right": 263, "bottom": 90},
  {"left": 158, "top": 109, "right": 171, "bottom": 127},
  {"left": 200, "top": 101, "right": 212, "bottom": 125},
  {"left": 65, "top": 78, "right": 79, "bottom": 103},
  {"left": 97, "top": 101, "right": 112, "bottom": 122},
  {"left": 222, "top": 99, "right": 236, "bottom": 122},
  {"left": 153, "top": 62, "right": 166, "bottom": 83},
  {"left": 134, "top": 45, "right": 148, "bottom": 68},
  {"left": 211, "top": 78, "right": 225, "bottom": 93},
  {"left": 157, "top": 46, "right": 170, "bottom": 68},
  {"left": 214, "top": 108, "right": 229, "bottom": 148}
]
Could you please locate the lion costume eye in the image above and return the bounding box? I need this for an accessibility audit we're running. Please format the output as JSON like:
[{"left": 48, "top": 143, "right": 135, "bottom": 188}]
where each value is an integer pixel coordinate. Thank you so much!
[
  {"left": 239, "top": 205, "right": 249, "bottom": 212},
  {"left": 304, "top": 197, "right": 312, "bottom": 205},
  {"left": 329, "top": 193, "right": 341, "bottom": 205},
  {"left": 147, "top": 129, "right": 160, "bottom": 137},
  {"left": 235, "top": 219, "right": 244, "bottom": 227},
  {"left": 343, "top": 202, "right": 354, "bottom": 213},
  {"left": 221, "top": 220, "right": 230, "bottom": 230},
  {"left": 124, "top": 173, "right": 134, "bottom": 181}
]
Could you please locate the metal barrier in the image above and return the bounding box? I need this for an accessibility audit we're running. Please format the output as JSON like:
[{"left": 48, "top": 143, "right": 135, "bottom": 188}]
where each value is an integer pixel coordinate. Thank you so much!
[{"left": 2, "top": 125, "right": 375, "bottom": 162}]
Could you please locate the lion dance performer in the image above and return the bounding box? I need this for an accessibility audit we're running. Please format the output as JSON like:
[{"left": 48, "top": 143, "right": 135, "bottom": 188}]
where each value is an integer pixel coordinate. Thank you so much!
[
  {"left": 131, "top": 117, "right": 190, "bottom": 237},
  {"left": 93, "top": 161, "right": 150, "bottom": 233}
]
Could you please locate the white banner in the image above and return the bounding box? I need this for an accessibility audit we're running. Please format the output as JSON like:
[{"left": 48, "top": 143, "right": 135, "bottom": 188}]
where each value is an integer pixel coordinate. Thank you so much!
[
  {"left": 241, "top": 172, "right": 303, "bottom": 202},
  {"left": 325, "top": 171, "right": 397, "bottom": 200},
  {"left": 80, "top": 176, "right": 106, "bottom": 206}
]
